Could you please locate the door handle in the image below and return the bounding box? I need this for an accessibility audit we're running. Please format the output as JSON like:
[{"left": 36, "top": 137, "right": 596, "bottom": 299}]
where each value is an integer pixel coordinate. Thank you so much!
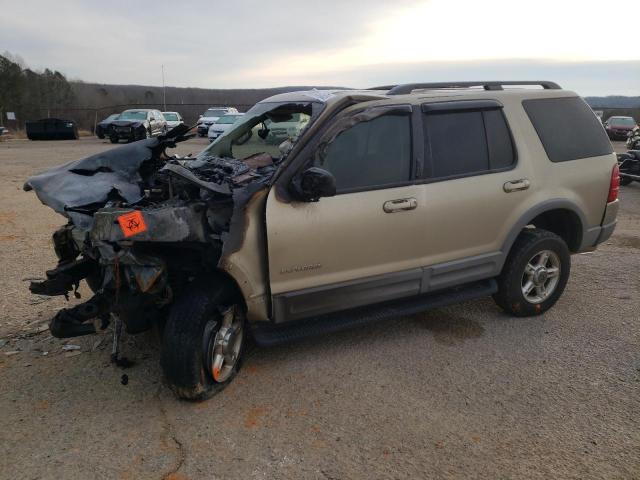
[
  {"left": 503, "top": 179, "right": 530, "bottom": 193},
  {"left": 383, "top": 198, "right": 417, "bottom": 213}
]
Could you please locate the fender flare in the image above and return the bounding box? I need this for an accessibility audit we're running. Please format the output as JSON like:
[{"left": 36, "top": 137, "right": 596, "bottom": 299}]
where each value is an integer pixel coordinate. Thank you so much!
[{"left": 499, "top": 199, "right": 589, "bottom": 269}]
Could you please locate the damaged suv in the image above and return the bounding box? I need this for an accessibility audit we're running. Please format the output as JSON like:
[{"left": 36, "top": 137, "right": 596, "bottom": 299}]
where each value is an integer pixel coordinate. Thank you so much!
[{"left": 25, "top": 82, "right": 619, "bottom": 400}]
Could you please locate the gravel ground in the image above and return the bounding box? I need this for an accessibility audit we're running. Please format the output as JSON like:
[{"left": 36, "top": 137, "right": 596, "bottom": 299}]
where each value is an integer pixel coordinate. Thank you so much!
[{"left": 0, "top": 137, "right": 638, "bottom": 480}]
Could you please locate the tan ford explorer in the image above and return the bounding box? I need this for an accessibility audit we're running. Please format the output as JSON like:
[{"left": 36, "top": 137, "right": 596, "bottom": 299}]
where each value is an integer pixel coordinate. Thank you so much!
[{"left": 25, "top": 81, "right": 619, "bottom": 400}]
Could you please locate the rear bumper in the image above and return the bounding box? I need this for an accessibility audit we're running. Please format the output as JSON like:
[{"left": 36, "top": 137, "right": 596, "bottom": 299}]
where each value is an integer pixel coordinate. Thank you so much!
[
  {"left": 580, "top": 199, "right": 618, "bottom": 251},
  {"left": 597, "top": 199, "right": 619, "bottom": 244},
  {"left": 608, "top": 131, "right": 631, "bottom": 140}
]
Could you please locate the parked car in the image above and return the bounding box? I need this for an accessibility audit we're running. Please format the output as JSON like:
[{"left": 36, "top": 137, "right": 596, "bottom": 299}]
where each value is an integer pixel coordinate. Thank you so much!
[
  {"left": 197, "top": 107, "right": 239, "bottom": 136},
  {"left": 162, "top": 111, "right": 184, "bottom": 130},
  {"left": 25, "top": 118, "right": 79, "bottom": 140},
  {"left": 207, "top": 113, "right": 244, "bottom": 142},
  {"left": 604, "top": 116, "right": 637, "bottom": 140},
  {"left": 95, "top": 114, "right": 120, "bottom": 139},
  {"left": 109, "top": 109, "right": 167, "bottom": 143},
  {"left": 625, "top": 126, "right": 640, "bottom": 150},
  {"left": 25, "top": 81, "right": 619, "bottom": 400},
  {"left": 264, "top": 112, "right": 309, "bottom": 144}
]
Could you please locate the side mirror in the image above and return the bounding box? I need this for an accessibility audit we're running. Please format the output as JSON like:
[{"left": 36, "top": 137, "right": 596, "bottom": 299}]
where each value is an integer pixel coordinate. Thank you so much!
[{"left": 290, "top": 167, "right": 336, "bottom": 202}]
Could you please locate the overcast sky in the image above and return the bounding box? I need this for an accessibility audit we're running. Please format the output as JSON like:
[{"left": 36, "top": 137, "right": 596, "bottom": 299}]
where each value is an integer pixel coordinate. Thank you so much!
[{"left": 1, "top": 0, "right": 638, "bottom": 96}]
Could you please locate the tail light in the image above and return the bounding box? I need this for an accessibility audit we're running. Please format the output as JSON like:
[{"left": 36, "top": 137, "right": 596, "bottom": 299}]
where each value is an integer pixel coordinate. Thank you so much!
[{"left": 607, "top": 164, "right": 620, "bottom": 203}]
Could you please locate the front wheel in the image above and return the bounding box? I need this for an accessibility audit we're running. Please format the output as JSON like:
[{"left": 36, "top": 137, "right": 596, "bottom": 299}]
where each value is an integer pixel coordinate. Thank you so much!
[
  {"left": 160, "top": 281, "right": 245, "bottom": 401},
  {"left": 493, "top": 229, "right": 570, "bottom": 317}
]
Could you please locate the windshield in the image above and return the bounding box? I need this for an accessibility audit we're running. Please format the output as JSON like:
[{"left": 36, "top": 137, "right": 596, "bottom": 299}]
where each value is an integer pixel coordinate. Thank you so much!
[
  {"left": 203, "top": 109, "right": 228, "bottom": 118},
  {"left": 119, "top": 111, "right": 148, "bottom": 121},
  {"left": 216, "top": 115, "right": 242, "bottom": 125},
  {"left": 163, "top": 113, "right": 179, "bottom": 121},
  {"left": 610, "top": 117, "right": 635, "bottom": 126},
  {"left": 197, "top": 101, "right": 322, "bottom": 161},
  {"left": 104, "top": 114, "right": 120, "bottom": 122}
]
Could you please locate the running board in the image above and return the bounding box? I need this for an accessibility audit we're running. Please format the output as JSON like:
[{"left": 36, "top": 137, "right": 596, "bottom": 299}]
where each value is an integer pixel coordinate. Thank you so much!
[{"left": 251, "top": 279, "right": 497, "bottom": 347}]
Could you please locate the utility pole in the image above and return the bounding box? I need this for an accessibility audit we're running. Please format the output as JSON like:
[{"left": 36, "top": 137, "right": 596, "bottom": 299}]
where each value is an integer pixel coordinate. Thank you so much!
[{"left": 161, "top": 65, "right": 167, "bottom": 111}]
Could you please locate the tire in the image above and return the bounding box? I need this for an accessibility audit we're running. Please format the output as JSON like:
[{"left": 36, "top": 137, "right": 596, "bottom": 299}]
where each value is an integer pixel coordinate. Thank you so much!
[
  {"left": 109, "top": 136, "right": 119, "bottom": 144},
  {"left": 493, "top": 229, "right": 570, "bottom": 317},
  {"left": 97, "top": 133, "right": 105, "bottom": 139},
  {"left": 160, "top": 279, "right": 245, "bottom": 401},
  {"left": 620, "top": 176, "right": 633, "bottom": 186}
]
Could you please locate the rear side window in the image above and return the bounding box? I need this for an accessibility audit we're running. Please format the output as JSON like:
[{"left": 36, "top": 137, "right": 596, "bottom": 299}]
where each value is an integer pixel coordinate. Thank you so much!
[
  {"left": 422, "top": 106, "right": 515, "bottom": 179},
  {"left": 522, "top": 97, "right": 613, "bottom": 162},
  {"left": 317, "top": 113, "right": 412, "bottom": 192}
]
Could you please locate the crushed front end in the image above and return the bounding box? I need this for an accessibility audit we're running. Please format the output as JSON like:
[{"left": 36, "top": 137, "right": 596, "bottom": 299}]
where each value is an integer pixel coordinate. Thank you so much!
[{"left": 24, "top": 124, "right": 278, "bottom": 340}]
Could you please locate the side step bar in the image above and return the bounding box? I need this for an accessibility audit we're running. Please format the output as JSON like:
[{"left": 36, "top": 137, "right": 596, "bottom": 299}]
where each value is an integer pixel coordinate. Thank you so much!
[{"left": 251, "top": 279, "right": 497, "bottom": 347}]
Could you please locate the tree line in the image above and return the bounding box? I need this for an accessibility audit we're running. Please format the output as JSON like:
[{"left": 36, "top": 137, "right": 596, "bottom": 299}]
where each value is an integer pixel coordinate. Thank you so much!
[
  {"left": 0, "top": 51, "right": 331, "bottom": 130},
  {"left": 1, "top": 50, "right": 637, "bottom": 131},
  {"left": 0, "top": 52, "right": 75, "bottom": 128}
]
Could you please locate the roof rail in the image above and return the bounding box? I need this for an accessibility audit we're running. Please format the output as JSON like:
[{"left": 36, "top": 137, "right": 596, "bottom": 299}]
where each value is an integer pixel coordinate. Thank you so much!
[{"left": 380, "top": 81, "right": 561, "bottom": 95}]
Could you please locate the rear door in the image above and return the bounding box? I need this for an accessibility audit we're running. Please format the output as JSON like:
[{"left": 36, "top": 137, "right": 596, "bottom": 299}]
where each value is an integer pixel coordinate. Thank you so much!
[
  {"left": 410, "top": 100, "right": 528, "bottom": 290},
  {"left": 266, "top": 105, "right": 425, "bottom": 321}
]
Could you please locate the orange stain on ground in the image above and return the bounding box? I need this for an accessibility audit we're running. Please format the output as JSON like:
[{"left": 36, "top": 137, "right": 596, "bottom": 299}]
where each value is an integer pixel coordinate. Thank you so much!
[{"left": 244, "top": 406, "right": 268, "bottom": 428}]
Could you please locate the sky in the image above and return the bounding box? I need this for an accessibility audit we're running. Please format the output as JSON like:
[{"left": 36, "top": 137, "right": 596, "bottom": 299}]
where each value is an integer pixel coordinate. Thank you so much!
[{"left": 1, "top": 0, "right": 639, "bottom": 96}]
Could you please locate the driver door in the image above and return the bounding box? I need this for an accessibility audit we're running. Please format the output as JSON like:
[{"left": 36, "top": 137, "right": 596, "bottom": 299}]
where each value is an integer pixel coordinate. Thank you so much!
[{"left": 266, "top": 107, "right": 424, "bottom": 322}]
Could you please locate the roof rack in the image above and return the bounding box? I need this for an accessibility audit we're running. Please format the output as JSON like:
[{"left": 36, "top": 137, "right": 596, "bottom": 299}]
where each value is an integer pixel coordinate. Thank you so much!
[{"left": 371, "top": 81, "right": 562, "bottom": 95}]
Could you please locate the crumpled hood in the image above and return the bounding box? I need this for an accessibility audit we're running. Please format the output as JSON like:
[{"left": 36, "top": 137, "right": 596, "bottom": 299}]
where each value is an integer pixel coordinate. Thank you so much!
[
  {"left": 24, "top": 139, "right": 156, "bottom": 228},
  {"left": 23, "top": 123, "right": 280, "bottom": 240},
  {"left": 24, "top": 126, "right": 192, "bottom": 229}
]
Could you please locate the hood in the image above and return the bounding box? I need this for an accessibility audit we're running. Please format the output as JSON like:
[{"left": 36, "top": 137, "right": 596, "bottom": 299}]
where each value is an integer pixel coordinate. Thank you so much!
[
  {"left": 199, "top": 117, "right": 220, "bottom": 124},
  {"left": 112, "top": 120, "right": 146, "bottom": 128},
  {"left": 608, "top": 123, "right": 635, "bottom": 130},
  {"left": 23, "top": 124, "right": 278, "bottom": 233}
]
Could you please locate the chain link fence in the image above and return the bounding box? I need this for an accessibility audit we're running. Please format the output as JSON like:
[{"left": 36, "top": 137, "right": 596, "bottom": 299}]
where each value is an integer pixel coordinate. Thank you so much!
[
  {"left": 4, "top": 103, "right": 639, "bottom": 136},
  {"left": 7, "top": 103, "right": 257, "bottom": 133}
]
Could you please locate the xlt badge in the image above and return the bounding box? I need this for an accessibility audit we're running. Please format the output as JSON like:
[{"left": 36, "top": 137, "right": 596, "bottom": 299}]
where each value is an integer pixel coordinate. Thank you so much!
[{"left": 280, "top": 263, "right": 322, "bottom": 274}]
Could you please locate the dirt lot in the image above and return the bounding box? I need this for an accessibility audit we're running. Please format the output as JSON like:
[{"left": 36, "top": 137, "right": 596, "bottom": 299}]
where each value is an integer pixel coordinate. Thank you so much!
[{"left": 0, "top": 137, "right": 638, "bottom": 480}]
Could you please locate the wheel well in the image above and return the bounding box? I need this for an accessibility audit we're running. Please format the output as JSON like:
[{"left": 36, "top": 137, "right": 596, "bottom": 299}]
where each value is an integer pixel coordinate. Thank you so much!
[
  {"left": 208, "top": 270, "right": 247, "bottom": 309},
  {"left": 527, "top": 209, "right": 583, "bottom": 252}
]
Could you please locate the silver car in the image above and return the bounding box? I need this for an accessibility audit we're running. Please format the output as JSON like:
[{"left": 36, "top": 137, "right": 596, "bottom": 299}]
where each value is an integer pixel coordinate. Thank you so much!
[
  {"left": 162, "top": 112, "right": 184, "bottom": 130},
  {"left": 207, "top": 113, "right": 244, "bottom": 142}
]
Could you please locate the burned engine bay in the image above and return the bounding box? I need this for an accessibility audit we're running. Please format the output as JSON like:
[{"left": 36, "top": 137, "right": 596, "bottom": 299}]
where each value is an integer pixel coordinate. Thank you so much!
[{"left": 23, "top": 123, "right": 282, "bottom": 342}]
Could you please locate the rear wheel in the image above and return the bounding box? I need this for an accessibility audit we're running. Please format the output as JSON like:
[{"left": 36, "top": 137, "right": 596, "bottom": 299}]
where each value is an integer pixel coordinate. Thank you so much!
[
  {"left": 620, "top": 176, "right": 633, "bottom": 186},
  {"left": 493, "top": 229, "right": 570, "bottom": 317},
  {"left": 160, "top": 280, "right": 245, "bottom": 401}
]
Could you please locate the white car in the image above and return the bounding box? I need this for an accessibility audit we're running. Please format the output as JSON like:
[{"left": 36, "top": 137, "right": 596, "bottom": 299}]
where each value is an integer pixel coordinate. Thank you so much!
[
  {"left": 207, "top": 113, "right": 244, "bottom": 142},
  {"left": 197, "top": 107, "right": 239, "bottom": 136},
  {"left": 162, "top": 112, "right": 184, "bottom": 130}
]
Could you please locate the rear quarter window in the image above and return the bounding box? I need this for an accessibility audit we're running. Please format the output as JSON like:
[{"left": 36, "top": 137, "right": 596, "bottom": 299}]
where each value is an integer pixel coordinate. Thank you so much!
[{"left": 522, "top": 97, "right": 613, "bottom": 162}]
